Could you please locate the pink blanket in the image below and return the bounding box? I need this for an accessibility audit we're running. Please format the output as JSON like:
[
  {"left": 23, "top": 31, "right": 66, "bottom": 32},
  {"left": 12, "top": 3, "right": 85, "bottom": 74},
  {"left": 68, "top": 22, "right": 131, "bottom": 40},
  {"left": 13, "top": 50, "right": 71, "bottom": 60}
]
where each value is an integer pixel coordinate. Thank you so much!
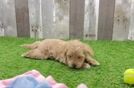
[{"left": 0, "top": 70, "right": 88, "bottom": 88}]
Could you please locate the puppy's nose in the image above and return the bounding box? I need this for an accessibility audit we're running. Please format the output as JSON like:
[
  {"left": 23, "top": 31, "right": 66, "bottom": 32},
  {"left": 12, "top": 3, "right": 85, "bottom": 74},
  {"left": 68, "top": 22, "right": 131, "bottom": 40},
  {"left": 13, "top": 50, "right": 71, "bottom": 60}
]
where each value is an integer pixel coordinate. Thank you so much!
[{"left": 72, "top": 64, "right": 76, "bottom": 68}]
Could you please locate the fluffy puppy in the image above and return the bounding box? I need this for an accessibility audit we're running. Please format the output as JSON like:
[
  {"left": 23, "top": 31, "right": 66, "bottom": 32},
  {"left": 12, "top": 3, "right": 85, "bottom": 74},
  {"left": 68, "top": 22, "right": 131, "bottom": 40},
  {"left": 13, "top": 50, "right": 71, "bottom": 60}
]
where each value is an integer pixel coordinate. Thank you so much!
[{"left": 21, "top": 39, "right": 100, "bottom": 69}]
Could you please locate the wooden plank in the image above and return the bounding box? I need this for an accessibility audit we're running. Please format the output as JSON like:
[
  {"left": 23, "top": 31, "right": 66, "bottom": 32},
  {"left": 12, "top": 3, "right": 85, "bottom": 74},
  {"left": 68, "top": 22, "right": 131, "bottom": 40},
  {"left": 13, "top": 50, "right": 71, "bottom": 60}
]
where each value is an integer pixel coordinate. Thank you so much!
[
  {"left": 28, "top": 0, "right": 43, "bottom": 39},
  {"left": 53, "top": 0, "right": 69, "bottom": 39},
  {"left": 3, "top": 0, "right": 17, "bottom": 36},
  {"left": 69, "top": 0, "right": 85, "bottom": 39},
  {"left": 15, "top": 0, "right": 30, "bottom": 37},
  {"left": 84, "top": 0, "right": 99, "bottom": 40},
  {"left": 113, "top": 0, "right": 131, "bottom": 40},
  {"left": 128, "top": 1, "right": 134, "bottom": 40},
  {"left": 41, "top": 0, "right": 54, "bottom": 38},
  {"left": 97, "top": 0, "right": 115, "bottom": 40},
  {"left": 0, "top": 0, "right": 4, "bottom": 36}
]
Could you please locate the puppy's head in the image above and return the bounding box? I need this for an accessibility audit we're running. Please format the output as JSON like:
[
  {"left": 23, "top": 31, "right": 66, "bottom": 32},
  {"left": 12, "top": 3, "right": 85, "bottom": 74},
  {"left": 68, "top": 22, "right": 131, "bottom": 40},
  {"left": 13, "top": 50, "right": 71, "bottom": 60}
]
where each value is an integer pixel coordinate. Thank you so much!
[
  {"left": 66, "top": 47, "right": 85, "bottom": 68},
  {"left": 65, "top": 40, "right": 93, "bottom": 68}
]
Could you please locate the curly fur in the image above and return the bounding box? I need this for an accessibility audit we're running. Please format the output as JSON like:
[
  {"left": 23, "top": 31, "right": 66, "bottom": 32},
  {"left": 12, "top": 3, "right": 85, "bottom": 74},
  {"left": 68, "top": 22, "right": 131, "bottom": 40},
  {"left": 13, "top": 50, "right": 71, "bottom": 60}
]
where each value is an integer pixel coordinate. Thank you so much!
[{"left": 21, "top": 39, "right": 100, "bottom": 69}]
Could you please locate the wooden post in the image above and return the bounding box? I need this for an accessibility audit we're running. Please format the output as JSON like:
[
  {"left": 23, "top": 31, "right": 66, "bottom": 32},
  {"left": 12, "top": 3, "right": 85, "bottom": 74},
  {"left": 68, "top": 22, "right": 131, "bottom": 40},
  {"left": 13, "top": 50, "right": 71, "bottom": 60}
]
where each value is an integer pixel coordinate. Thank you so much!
[
  {"left": 0, "top": 0, "right": 17, "bottom": 37},
  {"left": 84, "top": 0, "right": 99, "bottom": 40},
  {"left": 28, "top": 0, "right": 43, "bottom": 39},
  {"left": 69, "top": 0, "right": 85, "bottom": 39},
  {"left": 53, "top": 0, "right": 70, "bottom": 39},
  {"left": 41, "top": 0, "right": 54, "bottom": 38},
  {"left": 113, "top": 0, "right": 131, "bottom": 40},
  {"left": 0, "top": 0, "right": 4, "bottom": 36},
  {"left": 15, "top": 0, "right": 30, "bottom": 37},
  {"left": 97, "top": 0, "right": 115, "bottom": 40},
  {"left": 128, "top": 0, "right": 134, "bottom": 40}
]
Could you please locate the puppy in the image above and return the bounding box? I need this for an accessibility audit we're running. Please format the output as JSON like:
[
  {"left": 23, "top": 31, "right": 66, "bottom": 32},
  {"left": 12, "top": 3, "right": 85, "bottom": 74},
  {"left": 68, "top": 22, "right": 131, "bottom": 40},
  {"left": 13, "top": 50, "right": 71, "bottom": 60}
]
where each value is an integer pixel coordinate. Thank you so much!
[{"left": 21, "top": 39, "right": 100, "bottom": 69}]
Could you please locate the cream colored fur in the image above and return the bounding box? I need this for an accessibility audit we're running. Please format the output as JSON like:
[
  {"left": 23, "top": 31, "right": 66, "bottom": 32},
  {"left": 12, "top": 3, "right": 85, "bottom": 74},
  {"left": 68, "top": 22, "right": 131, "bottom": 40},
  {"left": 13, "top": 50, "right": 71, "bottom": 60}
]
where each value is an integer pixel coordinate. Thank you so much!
[{"left": 21, "top": 39, "right": 100, "bottom": 69}]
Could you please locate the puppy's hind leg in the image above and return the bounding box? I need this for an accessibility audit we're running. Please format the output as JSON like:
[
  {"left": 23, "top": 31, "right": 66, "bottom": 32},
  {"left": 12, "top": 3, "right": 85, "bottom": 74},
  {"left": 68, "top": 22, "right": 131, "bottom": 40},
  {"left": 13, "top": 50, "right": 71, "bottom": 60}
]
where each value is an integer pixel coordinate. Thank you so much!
[
  {"left": 21, "top": 41, "right": 40, "bottom": 49},
  {"left": 21, "top": 49, "right": 47, "bottom": 60}
]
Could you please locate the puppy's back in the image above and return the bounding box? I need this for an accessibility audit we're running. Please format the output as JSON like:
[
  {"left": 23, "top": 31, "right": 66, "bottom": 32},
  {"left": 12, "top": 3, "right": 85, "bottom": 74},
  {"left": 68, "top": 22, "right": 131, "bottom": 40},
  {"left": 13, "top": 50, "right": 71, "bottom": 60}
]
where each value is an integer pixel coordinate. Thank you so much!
[{"left": 37, "top": 39, "right": 66, "bottom": 52}]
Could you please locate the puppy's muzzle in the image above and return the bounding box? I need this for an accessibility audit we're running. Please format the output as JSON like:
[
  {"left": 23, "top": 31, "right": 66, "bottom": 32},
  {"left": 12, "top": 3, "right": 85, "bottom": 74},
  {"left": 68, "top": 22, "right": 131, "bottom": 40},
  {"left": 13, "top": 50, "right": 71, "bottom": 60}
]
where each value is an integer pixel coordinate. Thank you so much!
[{"left": 72, "top": 64, "right": 76, "bottom": 68}]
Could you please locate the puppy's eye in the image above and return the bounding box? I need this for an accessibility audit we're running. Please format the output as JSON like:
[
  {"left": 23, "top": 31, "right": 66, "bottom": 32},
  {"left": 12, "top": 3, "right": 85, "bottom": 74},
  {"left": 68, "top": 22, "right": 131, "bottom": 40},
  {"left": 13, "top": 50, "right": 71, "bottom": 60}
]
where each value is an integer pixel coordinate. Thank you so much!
[{"left": 78, "top": 56, "right": 81, "bottom": 59}]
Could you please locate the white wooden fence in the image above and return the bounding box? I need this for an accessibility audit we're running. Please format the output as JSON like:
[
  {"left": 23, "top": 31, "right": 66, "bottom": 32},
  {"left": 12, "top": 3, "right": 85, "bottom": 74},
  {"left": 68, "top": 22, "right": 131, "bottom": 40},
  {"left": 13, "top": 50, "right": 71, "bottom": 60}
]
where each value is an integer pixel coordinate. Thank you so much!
[{"left": 0, "top": 0, "right": 134, "bottom": 40}]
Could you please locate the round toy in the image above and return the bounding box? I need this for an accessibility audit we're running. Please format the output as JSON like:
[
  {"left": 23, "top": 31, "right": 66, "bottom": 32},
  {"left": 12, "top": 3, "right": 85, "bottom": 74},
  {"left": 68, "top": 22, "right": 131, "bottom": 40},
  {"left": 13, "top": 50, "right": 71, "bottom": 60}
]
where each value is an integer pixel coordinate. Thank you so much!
[
  {"left": 77, "top": 83, "right": 88, "bottom": 88},
  {"left": 124, "top": 69, "right": 134, "bottom": 85}
]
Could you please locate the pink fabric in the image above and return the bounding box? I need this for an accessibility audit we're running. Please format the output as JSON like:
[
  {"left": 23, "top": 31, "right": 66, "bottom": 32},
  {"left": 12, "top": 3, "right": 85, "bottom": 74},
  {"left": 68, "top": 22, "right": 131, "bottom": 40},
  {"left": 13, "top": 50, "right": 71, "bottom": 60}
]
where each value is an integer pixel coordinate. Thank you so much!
[{"left": 0, "top": 70, "right": 88, "bottom": 88}]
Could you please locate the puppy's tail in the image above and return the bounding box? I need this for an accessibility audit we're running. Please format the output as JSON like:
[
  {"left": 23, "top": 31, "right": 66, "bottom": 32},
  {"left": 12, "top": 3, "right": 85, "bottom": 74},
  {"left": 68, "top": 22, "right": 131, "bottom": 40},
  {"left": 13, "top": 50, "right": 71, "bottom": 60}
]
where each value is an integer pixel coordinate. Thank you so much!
[{"left": 21, "top": 41, "right": 40, "bottom": 49}]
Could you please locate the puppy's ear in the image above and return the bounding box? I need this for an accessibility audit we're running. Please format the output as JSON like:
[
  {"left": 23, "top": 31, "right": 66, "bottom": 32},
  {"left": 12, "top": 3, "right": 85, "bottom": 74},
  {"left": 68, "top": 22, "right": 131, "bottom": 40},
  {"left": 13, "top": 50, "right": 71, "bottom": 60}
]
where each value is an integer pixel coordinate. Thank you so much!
[
  {"left": 62, "top": 46, "right": 68, "bottom": 64},
  {"left": 64, "top": 50, "right": 68, "bottom": 64},
  {"left": 84, "top": 45, "right": 94, "bottom": 56}
]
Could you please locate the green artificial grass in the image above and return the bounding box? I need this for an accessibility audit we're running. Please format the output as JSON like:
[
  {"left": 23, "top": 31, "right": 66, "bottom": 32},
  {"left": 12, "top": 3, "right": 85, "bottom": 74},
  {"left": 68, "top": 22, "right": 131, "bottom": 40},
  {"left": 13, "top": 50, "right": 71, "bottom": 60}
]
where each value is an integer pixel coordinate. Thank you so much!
[{"left": 0, "top": 37, "right": 134, "bottom": 88}]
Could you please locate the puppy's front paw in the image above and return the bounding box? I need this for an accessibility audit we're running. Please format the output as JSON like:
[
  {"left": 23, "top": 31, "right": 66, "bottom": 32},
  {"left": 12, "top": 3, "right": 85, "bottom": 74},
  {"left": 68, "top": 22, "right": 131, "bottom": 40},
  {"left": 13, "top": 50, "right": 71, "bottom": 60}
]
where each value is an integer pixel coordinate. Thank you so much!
[
  {"left": 88, "top": 59, "right": 100, "bottom": 66},
  {"left": 91, "top": 60, "right": 100, "bottom": 66},
  {"left": 95, "top": 61, "right": 100, "bottom": 66},
  {"left": 21, "top": 53, "right": 27, "bottom": 57},
  {"left": 83, "top": 63, "right": 91, "bottom": 69}
]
